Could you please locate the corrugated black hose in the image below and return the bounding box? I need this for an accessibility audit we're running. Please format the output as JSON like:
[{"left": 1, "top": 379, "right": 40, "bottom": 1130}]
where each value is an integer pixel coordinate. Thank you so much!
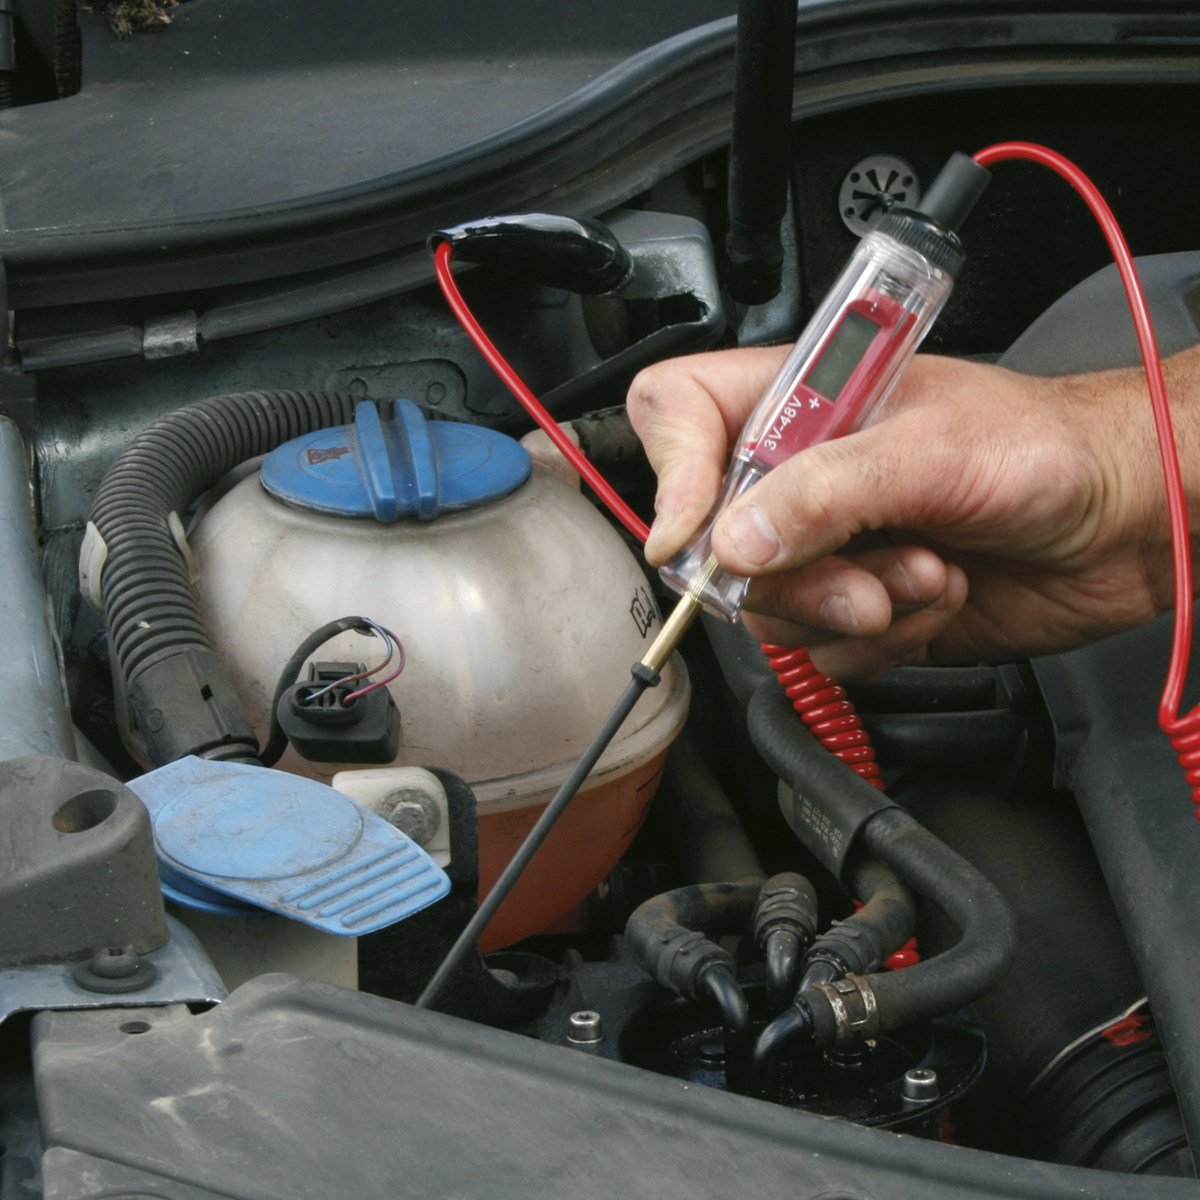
[{"left": 88, "top": 390, "right": 363, "bottom": 767}]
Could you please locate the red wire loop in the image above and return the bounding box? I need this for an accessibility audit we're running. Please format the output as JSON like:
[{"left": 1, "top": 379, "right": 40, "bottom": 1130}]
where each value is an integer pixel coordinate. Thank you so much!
[
  {"left": 433, "top": 242, "right": 650, "bottom": 544},
  {"left": 433, "top": 240, "right": 884, "bottom": 796},
  {"left": 973, "top": 143, "right": 1200, "bottom": 818}
]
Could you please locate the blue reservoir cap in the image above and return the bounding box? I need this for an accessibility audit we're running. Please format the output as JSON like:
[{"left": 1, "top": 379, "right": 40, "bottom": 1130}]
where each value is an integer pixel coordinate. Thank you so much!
[
  {"left": 128, "top": 758, "right": 451, "bottom": 935},
  {"left": 261, "top": 398, "right": 531, "bottom": 522}
]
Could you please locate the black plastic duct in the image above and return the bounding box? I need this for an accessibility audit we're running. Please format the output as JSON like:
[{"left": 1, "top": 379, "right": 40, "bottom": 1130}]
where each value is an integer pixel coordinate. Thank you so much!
[{"left": 900, "top": 767, "right": 1192, "bottom": 1177}]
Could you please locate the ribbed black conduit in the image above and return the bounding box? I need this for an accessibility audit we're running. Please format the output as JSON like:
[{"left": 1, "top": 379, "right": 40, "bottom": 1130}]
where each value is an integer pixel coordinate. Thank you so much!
[{"left": 89, "top": 390, "right": 363, "bottom": 766}]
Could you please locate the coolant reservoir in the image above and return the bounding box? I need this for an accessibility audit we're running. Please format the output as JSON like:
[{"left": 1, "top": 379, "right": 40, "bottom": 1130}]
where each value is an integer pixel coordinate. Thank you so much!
[{"left": 188, "top": 400, "right": 688, "bottom": 950}]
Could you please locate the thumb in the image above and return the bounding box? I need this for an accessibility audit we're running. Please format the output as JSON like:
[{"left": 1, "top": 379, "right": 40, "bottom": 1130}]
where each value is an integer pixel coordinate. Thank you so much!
[{"left": 709, "top": 420, "right": 939, "bottom": 574}]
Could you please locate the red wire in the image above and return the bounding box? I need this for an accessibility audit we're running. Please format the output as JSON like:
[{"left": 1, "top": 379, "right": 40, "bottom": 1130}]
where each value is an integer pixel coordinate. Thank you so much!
[
  {"left": 344, "top": 630, "right": 406, "bottom": 703},
  {"left": 433, "top": 241, "right": 650, "bottom": 543},
  {"left": 973, "top": 142, "right": 1200, "bottom": 814},
  {"left": 434, "top": 234, "right": 884, "bottom": 795}
]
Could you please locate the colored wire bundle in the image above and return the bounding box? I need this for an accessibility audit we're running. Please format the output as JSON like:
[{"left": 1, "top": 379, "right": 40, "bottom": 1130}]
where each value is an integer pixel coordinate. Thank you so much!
[{"left": 303, "top": 618, "right": 406, "bottom": 706}]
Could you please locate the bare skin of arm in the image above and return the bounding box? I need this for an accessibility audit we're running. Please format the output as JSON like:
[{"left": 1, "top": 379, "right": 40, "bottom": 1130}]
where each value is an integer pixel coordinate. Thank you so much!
[{"left": 627, "top": 343, "right": 1200, "bottom": 681}]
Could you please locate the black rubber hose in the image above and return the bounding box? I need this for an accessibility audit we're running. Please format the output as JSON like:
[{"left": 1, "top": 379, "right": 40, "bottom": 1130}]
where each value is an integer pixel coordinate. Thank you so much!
[
  {"left": 751, "top": 1003, "right": 811, "bottom": 1099},
  {"left": 699, "top": 962, "right": 753, "bottom": 1094},
  {"left": 799, "top": 855, "right": 916, "bottom": 991},
  {"left": 665, "top": 726, "right": 765, "bottom": 888},
  {"left": 700, "top": 614, "right": 775, "bottom": 708},
  {"left": 849, "top": 666, "right": 999, "bottom": 714},
  {"left": 625, "top": 881, "right": 760, "bottom": 1002},
  {"left": 844, "top": 807, "right": 1018, "bottom": 1039},
  {"left": 756, "top": 857, "right": 912, "bottom": 1080},
  {"left": 763, "top": 928, "right": 803, "bottom": 1015},
  {"left": 752, "top": 871, "right": 819, "bottom": 1015},
  {"left": 88, "top": 390, "right": 363, "bottom": 766},
  {"left": 859, "top": 710, "right": 1025, "bottom": 764},
  {"left": 747, "top": 680, "right": 1017, "bottom": 1047}
]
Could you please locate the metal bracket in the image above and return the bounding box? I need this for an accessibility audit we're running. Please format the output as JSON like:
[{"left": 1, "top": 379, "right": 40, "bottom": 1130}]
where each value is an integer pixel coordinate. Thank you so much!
[
  {"left": 0, "top": 916, "right": 227, "bottom": 1026},
  {"left": 143, "top": 310, "right": 200, "bottom": 359}
]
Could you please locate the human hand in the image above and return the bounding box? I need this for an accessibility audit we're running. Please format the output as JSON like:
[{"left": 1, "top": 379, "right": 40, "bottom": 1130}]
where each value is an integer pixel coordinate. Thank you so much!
[{"left": 627, "top": 345, "right": 1192, "bottom": 680}]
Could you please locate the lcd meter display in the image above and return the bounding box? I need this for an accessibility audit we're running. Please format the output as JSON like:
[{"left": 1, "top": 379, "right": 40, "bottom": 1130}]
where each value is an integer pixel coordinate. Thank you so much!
[{"left": 803, "top": 308, "right": 881, "bottom": 402}]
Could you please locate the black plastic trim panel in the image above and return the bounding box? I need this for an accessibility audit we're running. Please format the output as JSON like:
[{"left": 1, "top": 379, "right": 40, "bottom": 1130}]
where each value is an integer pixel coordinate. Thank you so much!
[
  {"left": 32, "top": 974, "right": 1200, "bottom": 1200},
  {"left": 3, "top": 2, "right": 1200, "bottom": 312}
]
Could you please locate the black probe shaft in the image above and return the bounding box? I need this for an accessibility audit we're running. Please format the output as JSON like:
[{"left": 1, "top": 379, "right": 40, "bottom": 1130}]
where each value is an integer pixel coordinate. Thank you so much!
[{"left": 415, "top": 662, "right": 661, "bottom": 1010}]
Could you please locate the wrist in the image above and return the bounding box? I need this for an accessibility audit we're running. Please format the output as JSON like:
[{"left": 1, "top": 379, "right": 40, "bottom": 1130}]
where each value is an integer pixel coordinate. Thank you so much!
[{"left": 1074, "top": 343, "right": 1200, "bottom": 614}]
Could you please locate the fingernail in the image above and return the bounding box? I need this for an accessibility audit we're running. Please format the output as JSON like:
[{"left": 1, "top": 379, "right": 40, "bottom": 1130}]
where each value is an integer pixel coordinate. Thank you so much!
[
  {"left": 644, "top": 516, "right": 669, "bottom": 561},
  {"left": 723, "top": 505, "right": 781, "bottom": 566},
  {"left": 820, "top": 593, "right": 861, "bottom": 634},
  {"left": 883, "top": 561, "right": 919, "bottom": 602}
]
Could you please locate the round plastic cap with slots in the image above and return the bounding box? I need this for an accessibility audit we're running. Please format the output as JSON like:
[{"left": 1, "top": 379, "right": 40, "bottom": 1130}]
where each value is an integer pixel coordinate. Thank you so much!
[{"left": 262, "top": 398, "right": 531, "bottom": 522}]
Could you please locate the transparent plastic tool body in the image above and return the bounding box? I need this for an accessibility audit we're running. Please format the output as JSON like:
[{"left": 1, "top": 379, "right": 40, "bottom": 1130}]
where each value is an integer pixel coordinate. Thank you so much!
[{"left": 659, "top": 230, "right": 956, "bottom": 620}]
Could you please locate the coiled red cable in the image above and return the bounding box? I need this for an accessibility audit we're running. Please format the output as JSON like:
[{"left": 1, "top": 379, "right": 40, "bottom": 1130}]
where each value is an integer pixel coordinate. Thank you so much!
[
  {"left": 759, "top": 643, "right": 883, "bottom": 789},
  {"left": 973, "top": 143, "right": 1200, "bottom": 819}
]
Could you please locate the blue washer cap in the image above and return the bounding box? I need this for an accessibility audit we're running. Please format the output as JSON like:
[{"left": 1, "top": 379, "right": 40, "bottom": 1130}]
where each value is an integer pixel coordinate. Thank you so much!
[
  {"left": 128, "top": 758, "right": 451, "bottom": 935},
  {"left": 261, "top": 398, "right": 531, "bottom": 522}
]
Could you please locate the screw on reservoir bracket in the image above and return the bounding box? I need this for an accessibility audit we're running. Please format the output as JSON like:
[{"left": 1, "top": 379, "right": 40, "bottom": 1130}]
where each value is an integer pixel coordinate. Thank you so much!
[{"left": 73, "top": 946, "right": 159, "bottom": 995}]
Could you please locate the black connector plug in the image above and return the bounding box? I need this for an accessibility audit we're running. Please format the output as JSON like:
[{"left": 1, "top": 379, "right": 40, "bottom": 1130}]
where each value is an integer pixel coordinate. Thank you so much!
[{"left": 277, "top": 661, "right": 399, "bottom": 764}]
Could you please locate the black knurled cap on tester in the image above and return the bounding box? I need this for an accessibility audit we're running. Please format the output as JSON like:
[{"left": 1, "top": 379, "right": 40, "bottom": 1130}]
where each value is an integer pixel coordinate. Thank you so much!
[
  {"left": 877, "top": 151, "right": 991, "bottom": 280},
  {"left": 918, "top": 151, "right": 992, "bottom": 234}
]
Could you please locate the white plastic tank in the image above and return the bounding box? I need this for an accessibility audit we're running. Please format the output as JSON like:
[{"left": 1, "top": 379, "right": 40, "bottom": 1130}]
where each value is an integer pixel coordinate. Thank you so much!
[{"left": 187, "top": 400, "right": 688, "bottom": 949}]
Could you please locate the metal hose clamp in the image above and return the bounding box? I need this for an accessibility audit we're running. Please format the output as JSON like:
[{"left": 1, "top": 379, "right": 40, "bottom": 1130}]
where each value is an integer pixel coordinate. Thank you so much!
[{"left": 811, "top": 973, "right": 880, "bottom": 1046}]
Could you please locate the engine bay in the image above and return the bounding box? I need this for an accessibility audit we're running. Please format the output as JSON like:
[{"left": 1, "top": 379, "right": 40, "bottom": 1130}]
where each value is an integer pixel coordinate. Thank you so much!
[{"left": 3, "top": 3, "right": 1200, "bottom": 1197}]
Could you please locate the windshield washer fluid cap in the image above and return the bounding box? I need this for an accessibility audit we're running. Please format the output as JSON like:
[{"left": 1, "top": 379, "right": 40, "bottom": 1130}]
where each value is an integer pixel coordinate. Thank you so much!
[{"left": 129, "top": 757, "right": 450, "bottom": 935}]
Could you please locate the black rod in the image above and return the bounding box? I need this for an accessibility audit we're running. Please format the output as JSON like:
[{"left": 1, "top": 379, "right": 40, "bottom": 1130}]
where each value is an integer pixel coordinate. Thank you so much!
[
  {"left": 726, "top": 0, "right": 798, "bottom": 305},
  {"left": 416, "top": 663, "right": 658, "bottom": 1009}
]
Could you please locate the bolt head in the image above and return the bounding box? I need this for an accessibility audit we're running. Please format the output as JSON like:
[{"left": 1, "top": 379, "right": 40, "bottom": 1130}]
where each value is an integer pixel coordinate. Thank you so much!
[
  {"left": 383, "top": 787, "right": 440, "bottom": 845},
  {"left": 567, "top": 1010, "right": 603, "bottom": 1043},
  {"left": 89, "top": 946, "right": 139, "bottom": 978},
  {"left": 902, "top": 1066, "right": 940, "bottom": 1101}
]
